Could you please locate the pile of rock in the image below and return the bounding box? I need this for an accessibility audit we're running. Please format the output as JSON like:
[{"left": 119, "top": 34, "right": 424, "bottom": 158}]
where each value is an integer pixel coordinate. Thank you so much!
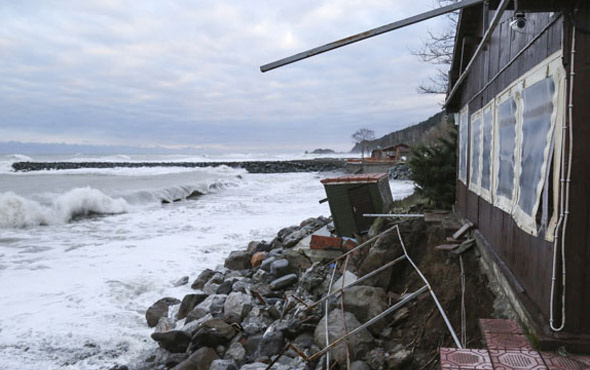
[
  {"left": 387, "top": 164, "right": 411, "bottom": 181},
  {"left": 123, "top": 217, "right": 418, "bottom": 370}
]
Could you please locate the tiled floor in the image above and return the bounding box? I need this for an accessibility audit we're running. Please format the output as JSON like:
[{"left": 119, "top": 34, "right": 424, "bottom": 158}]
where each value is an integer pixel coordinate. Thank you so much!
[{"left": 439, "top": 319, "right": 590, "bottom": 369}]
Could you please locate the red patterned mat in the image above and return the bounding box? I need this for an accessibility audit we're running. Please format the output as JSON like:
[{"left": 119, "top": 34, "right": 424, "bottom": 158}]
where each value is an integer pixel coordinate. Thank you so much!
[
  {"left": 540, "top": 352, "right": 590, "bottom": 369},
  {"left": 489, "top": 349, "right": 547, "bottom": 370},
  {"left": 484, "top": 332, "right": 533, "bottom": 350},
  {"left": 480, "top": 319, "right": 524, "bottom": 335},
  {"left": 440, "top": 348, "right": 494, "bottom": 369}
]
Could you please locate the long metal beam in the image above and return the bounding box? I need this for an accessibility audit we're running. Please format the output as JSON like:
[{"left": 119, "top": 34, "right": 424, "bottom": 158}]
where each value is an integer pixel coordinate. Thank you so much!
[{"left": 260, "top": 0, "right": 485, "bottom": 73}]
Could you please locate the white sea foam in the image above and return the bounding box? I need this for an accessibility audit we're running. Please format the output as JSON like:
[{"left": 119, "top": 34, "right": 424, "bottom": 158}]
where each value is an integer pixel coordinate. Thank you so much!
[{"left": 0, "top": 188, "right": 129, "bottom": 228}]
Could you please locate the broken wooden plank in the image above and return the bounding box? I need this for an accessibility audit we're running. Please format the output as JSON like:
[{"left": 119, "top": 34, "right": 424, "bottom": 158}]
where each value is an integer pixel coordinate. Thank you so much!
[
  {"left": 435, "top": 244, "right": 460, "bottom": 251},
  {"left": 451, "top": 239, "right": 476, "bottom": 255},
  {"left": 452, "top": 222, "right": 474, "bottom": 240}
]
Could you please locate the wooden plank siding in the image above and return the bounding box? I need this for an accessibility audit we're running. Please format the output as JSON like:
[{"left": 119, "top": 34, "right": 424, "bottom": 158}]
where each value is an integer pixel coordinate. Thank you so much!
[{"left": 452, "top": 10, "right": 579, "bottom": 339}]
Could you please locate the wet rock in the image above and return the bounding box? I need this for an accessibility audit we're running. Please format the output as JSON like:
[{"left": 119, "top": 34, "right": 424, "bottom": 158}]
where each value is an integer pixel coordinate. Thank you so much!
[
  {"left": 191, "top": 319, "right": 237, "bottom": 349},
  {"left": 314, "top": 309, "right": 374, "bottom": 364},
  {"left": 270, "top": 259, "right": 290, "bottom": 277},
  {"left": 225, "top": 250, "right": 252, "bottom": 271},
  {"left": 250, "top": 252, "right": 266, "bottom": 268},
  {"left": 146, "top": 297, "right": 181, "bottom": 327},
  {"left": 151, "top": 330, "right": 192, "bottom": 353},
  {"left": 174, "top": 276, "right": 189, "bottom": 287},
  {"left": 259, "top": 257, "right": 276, "bottom": 272},
  {"left": 224, "top": 292, "right": 253, "bottom": 323},
  {"left": 155, "top": 317, "right": 177, "bottom": 333},
  {"left": 340, "top": 285, "right": 389, "bottom": 335},
  {"left": 270, "top": 274, "right": 297, "bottom": 290},
  {"left": 177, "top": 293, "right": 208, "bottom": 320},
  {"left": 185, "top": 294, "right": 227, "bottom": 323},
  {"left": 172, "top": 347, "right": 219, "bottom": 370},
  {"left": 217, "top": 279, "right": 236, "bottom": 295},
  {"left": 191, "top": 269, "right": 217, "bottom": 290},
  {"left": 247, "top": 241, "right": 271, "bottom": 254},
  {"left": 225, "top": 341, "right": 246, "bottom": 364},
  {"left": 210, "top": 359, "right": 238, "bottom": 370}
]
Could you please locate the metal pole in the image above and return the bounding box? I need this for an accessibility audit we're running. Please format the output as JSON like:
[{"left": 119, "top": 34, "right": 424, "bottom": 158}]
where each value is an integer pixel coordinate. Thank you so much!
[
  {"left": 445, "top": 0, "right": 511, "bottom": 106},
  {"left": 309, "top": 285, "right": 429, "bottom": 361},
  {"left": 260, "top": 0, "right": 485, "bottom": 72},
  {"left": 307, "top": 255, "right": 407, "bottom": 310}
]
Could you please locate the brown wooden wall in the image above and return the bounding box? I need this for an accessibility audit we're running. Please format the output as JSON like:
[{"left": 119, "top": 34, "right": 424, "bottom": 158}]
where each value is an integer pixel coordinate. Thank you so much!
[{"left": 451, "top": 9, "right": 590, "bottom": 337}]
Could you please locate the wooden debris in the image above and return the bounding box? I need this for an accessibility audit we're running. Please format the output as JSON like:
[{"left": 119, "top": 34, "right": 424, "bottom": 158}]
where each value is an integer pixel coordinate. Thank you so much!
[
  {"left": 452, "top": 222, "right": 474, "bottom": 240},
  {"left": 435, "top": 244, "right": 460, "bottom": 251},
  {"left": 451, "top": 239, "right": 476, "bottom": 255}
]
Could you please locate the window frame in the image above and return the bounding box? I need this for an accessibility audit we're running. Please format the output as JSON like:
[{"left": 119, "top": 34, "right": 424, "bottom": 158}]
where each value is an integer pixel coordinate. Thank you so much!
[
  {"left": 458, "top": 105, "right": 469, "bottom": 185},
  {"left": 480, "top": 101, "right": 495, "bottom": 203},
  {"left": 469, "top": 110, "right": 483, "bottom": 194}
]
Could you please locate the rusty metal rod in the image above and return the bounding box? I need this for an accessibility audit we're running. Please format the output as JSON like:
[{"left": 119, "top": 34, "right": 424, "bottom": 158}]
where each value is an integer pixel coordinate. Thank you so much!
[
  {"left": 308, "top": 255, "right": 407, "bottom": 310},
  {"left": 326, "top": 225, "right": 398, "bottom": 265},
  {"left": 308, "top": 285, "right": 429, "bottom": 361},
  {"left": 260, "top": 0, "right": 484, "bottom": 72}
]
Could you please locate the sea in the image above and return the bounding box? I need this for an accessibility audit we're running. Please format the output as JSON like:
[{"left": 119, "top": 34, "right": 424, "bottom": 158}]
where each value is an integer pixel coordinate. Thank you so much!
[{"left": 0, "top": 152, "right": 415, "bottom": 370}]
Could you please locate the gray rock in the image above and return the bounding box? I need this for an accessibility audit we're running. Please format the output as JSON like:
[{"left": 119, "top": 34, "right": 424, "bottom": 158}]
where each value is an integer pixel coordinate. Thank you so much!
[
  {"left": 232, "top": 278, "right": 254, "bottom": 293},
  {"left": 358, "top": 233, "right": 403, "bottom": 289},
  {"left": 385, "top": 345, "right": 412, "bottom": 369},
  {"left": 252, "top": 269, "right": 267, "bottom": 282},
  {"left": 185, "top": 294, "right": 227, "bottom": 323},
  {"left": 241, "top": 307, "right": 272, "bottom": 335},
  {"left": 292, "top": 333, "right": 315, "bottom": 349},
  {"left": 217, "top": 279, "right": 235, "bottom": 295},
  {"left": 151, "top": 330, "right": 191, "bottom": 353},
  {"left": 259, "top": 257, "right": 276, "bottom": 272},
  {"left": 365, "top": 347, "right": 386, "bottom": 370},
  {"left": 340, "top": 285, "right": 389, "bottom": 335},
  {"left": 146, "top": 297, "right": 181, "bottom": 327},
  {"left": 191, "top": 319, "right": 237, "bottom": 349},
  {"left": 314, "top": 309, "right": 374, "bottom": 363},
  {"left": 333, "top": 271, "right": 358, "bottom": 291},
  {"left": 270, "top": 259, "right": 290, "bottom": 277},
  {"left": 224, "top": 291, "right": 253, "bottom": 323},
  {"left": 282, "top": 229, "right": 310, "bottom": 248},
  {"left": 172, "top": 347, "right": 219, "bottom": 370},
  {"left": 282, "top": 248, "right": 312, "bottom": 272},
  {"left": 225, "top": 341, "right": 246, "bottom": 363},
  {"left": 259, "top": 327, "right": 284, "bottom": 357},
  {"left": 191, "top": 269, "right": 216, "bottom": 290},
  {"left": 174, "top": 276, "right": 189, "bottom": 287},
  {"left": 242, "top": 334, "right": 263, "bottom": 356},
  {"left": 155, "top": 317, "right": 177, "bottom": 333},
  {"left": 210, "top": 359, "right": 238, "bottom": 370},
  {"left": 177, "top": 293, "right": 208, "bottom": 320},
  {"left": 224, "top": 250, "right": 252, "bottom": 270},
  {"left": 180, "top": 313, "right": 213, "bottom": 336},
  {"left": 270, "top": 274, "right": 297, "bottom": 290}
]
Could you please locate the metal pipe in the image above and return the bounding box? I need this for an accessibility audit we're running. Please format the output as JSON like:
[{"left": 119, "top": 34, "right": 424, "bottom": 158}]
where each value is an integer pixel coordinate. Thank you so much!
[
  {"left": 327, "top": 225, "right": 398, "bottom": 265},
  {"left": 394, "top": 225, "right": 463, "bottom": 348},
  {"left": 550, "top": 23, "right": 575, "bottom": 332},
  {"left": 445, "top": 0, "right": 511, "bottom": 106},
  {"left": 260, "top": 0, "right": 485, "bottom": 72},
  {"left": 309, "top": 285, "right": 429, "bottom": 361},
  {"left": 324, "top": 263, "right": 337, "bottom": 368},
  {"left": 308, "top": 255, "right": 407, "bottom": 310},
  {"left": 340, "top": 255, "right": 352, "bottom": 370},
  {"left": 363, "top": 213, "right": 424, "bottom": 218}
]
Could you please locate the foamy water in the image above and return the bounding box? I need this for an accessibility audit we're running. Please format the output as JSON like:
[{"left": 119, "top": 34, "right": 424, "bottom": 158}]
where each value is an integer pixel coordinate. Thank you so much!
[{"left": 0, "top": 153, "right": 414, "bottom": 369}]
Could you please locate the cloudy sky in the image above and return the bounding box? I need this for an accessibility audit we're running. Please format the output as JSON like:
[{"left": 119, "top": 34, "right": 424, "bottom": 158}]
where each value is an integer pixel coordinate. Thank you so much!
[{"left": 0, "top": 1, "right": 449, "bottom": 153}]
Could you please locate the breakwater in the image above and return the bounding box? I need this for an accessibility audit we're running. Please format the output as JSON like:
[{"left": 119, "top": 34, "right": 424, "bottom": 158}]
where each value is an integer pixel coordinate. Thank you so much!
[{"left": 11, "top": 159, "right": 346, "bottom": 173}]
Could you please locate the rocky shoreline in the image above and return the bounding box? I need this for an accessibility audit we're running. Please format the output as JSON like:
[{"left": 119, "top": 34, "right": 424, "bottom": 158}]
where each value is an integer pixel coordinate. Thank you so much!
[
  {"left": 111, "top": 210, "right": 498, "bottom": 370},
  {"left": 11, "top": 159, "right": 346, "bottom": 174}
]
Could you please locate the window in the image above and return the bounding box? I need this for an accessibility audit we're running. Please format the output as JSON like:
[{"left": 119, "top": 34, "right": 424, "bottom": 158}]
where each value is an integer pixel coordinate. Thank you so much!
[
  {"left": 480, "top": 103, "right": 494, "bottom": 201},
  {"left": 494, "top": 94, "right": 518, "bottom": 212},
  {"left": 458, "top": 106, "right": 469, "bottom": 184},
  {"left": 469, "top": 111, "right": 482, "bottom": 192}
]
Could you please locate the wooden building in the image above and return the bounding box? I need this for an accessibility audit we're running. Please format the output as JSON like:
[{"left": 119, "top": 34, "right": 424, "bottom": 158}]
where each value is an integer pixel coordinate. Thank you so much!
[{"left": 446, "top": 0, "right": 590, "bottom": 351}]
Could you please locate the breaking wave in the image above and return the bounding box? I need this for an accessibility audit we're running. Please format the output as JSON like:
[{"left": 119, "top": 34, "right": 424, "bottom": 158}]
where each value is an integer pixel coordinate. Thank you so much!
[{"left": 0, "top": 188, "right": 129, "bottom": 228}]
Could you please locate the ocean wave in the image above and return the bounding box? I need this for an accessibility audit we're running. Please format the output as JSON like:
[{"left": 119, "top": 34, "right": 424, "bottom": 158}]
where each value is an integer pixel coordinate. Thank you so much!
[{"left": 0, "top": 188, "right": 129, "bottom": 228}]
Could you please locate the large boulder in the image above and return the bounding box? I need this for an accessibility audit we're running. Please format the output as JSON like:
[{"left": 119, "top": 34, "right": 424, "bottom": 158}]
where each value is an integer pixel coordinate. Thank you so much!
[
  {"left": 314, "top": 309, "right": 374, "bottom": 364},
  {"left": 146, "top": 297, "right": 181, "bottom": 327},
  {"left": 191, "top": 318, "right": 237, "bottom": 349},
  {"left": 177, "top": 293, "right": 208, "bottom": 320},
  {"left": 151, "top": 330, "right": 192, "bottom": 353},
  {"left": 340, "top": 285, "right": 389, "bottom": 335},
  {"left": 191, "top": 269, "right": 217, "bottom": 290},
  {"left": 224, "top": 250, "right": 251, "bottom": 270},
  {"left": 171, "top": 347, "right": 219, "bottom": 370},
  {"left": 185, "top": 294, "right": 227, "bottom": 323},
  {"left": 358, "top": 233, "right": 403, "bottom": 289},
  {"left": 223, "top": 292, "right": 253, "bottom": 323}
]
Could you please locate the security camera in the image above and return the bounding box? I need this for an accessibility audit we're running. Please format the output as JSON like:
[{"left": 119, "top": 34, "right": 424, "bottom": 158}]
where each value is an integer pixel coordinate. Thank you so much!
[{"left": 510, "top": 12, "right": 527, "bottom": 30}]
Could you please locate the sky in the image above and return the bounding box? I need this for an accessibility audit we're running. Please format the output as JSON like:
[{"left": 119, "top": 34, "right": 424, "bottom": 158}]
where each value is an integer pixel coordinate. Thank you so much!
[{"left": 0, "top": 1, "right": 450, "bottom": 153}]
